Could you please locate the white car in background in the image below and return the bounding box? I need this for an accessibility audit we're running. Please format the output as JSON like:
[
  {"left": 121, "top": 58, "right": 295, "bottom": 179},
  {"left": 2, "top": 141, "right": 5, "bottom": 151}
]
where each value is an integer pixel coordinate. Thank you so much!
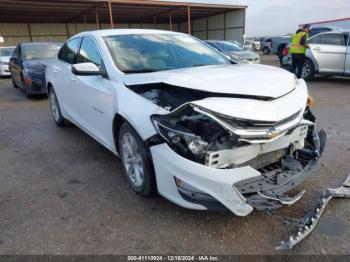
[
  {"left": 0, "top": 46, "right": 15, "bottom": 77},
  {"left": 46, "top": 29, "right": 326, "bottom": 216}
]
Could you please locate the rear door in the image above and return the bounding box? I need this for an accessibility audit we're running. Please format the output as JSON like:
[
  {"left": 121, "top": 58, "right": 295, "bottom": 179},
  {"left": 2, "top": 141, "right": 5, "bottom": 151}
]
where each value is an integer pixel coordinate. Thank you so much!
[
  {"left": 309, "top": 33, "right": 346, "bottom": 73},
  {"left": 54, "top": 37, "right": 81, "bottom": 119},
  {"left": 345, "top": 34, "right": 350, "bottom": 75}
]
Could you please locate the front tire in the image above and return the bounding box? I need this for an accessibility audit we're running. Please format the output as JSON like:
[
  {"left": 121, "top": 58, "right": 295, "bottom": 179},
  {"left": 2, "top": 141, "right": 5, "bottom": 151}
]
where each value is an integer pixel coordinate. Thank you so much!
[
  {"left": 119, "top": 122, "right": 156, "bottom": 196},
  {"left": 48, "top": 87, "right": 65, "bottom": 127},
  {"left": 262, "top": 47, "right": 270, "bottom": 55},
  {"left": 302, "top": 59, "right": 315, "bottom": 80}
]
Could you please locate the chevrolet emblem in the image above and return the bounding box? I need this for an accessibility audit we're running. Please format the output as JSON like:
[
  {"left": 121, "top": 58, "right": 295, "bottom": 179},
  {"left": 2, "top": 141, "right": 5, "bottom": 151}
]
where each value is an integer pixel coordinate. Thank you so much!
[{"left": 267, "top": 128, "right": 279, "bottom": 138}]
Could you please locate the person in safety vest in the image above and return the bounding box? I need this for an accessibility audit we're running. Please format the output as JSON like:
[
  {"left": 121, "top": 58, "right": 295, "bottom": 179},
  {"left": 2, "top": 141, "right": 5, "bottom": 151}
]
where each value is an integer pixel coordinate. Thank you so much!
[{"left": 290, "top": 24, "right": 311, "bottom": 79}]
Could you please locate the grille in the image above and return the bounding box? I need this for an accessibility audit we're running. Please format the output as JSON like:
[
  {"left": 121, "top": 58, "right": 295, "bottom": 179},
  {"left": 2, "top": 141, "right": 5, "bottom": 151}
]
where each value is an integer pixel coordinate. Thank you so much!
[{"left": 217, "top": 110, "right": 301, "bottom": 130}]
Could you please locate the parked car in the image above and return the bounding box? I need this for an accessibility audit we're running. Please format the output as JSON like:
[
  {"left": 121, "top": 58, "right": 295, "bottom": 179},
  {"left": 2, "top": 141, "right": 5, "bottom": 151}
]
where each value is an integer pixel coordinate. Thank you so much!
[
  {"left": 46, "top": 29, "right": 325, "bottom": 216},
  {"left": 205, "top": 40, "right": 260, "bottom": 64},
  {"left": 244, "top": 39, "right": 261, "bottom": 51},
  {"left": 262, "top": 27, "right": 342, "bottom": 59},
  {"left": 281, "top": 31, "right": 350, "bottom": 80},
  {"left": 261, "top": 36, "right": 292, "bottom": 56},
  {"left": 0, "top": 46, "right": 15, "bottom": 77},
  {"left": 9, "top": 42, "right": 61, "bottom": 97}
]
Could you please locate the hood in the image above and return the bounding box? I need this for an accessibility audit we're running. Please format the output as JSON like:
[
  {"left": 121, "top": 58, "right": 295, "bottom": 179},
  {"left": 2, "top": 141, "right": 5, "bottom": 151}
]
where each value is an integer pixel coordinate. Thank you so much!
[
  {"left": 229, "top": 51, "right": 258, "bottom": 60},
  {"left": 23, "top": 59, "right": 53, "bottom": 75},
  {"left": 123, "top": 64, "right": 296, "bottom": 99}
]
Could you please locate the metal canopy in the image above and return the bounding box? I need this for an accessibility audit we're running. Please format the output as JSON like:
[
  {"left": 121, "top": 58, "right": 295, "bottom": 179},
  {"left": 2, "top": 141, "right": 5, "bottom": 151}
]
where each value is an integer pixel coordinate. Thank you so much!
[{"left": 0, "top": 0, "right": 246, "bottom": 24}]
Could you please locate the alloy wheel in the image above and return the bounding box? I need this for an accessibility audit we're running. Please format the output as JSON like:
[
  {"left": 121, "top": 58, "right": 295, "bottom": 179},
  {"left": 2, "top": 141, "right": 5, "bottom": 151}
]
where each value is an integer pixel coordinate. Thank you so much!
[
  {"left": 302, "top": 62, "right": 311, "bottom": 79},
  {"left": 50, "top": 90, "right": 60, "bottom": 122},
  {"left": 121, "top": 132, "right": 144, "bottom": 187}
]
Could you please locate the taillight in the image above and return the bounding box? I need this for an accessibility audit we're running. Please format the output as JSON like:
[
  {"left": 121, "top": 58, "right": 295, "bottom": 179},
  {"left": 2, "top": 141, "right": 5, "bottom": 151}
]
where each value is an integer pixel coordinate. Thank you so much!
[
  {"left": 282, "top": 47, "right": 289, "bottom": 56},
  {"left": 24, "top": 75, "right": 32, "bottom": 87}
]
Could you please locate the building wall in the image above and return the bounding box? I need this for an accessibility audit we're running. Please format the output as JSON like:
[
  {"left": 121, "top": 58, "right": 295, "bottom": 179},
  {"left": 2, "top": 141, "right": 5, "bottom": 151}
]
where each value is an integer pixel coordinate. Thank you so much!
[
  {"left": 0, "top": 9, "right": 245, "bottom": 46},
  {"left": 181, "top": 10, "right": 245, "bottom": 42}
]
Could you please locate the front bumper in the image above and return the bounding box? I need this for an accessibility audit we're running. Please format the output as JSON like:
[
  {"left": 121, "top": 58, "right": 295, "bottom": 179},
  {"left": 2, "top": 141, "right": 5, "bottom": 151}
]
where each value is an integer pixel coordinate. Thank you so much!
[
  {"left": 150, "top": 130, "right": 326, "bottom": 216},
  {"left": 0, "top": 64, "right": 11, "bottom": 76}
]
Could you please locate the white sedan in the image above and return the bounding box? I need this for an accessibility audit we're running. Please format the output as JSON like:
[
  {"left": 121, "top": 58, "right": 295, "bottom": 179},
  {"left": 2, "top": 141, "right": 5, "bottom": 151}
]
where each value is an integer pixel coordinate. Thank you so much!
[{"left": 46, "top": 29, "right": 326, "bottom": 216}]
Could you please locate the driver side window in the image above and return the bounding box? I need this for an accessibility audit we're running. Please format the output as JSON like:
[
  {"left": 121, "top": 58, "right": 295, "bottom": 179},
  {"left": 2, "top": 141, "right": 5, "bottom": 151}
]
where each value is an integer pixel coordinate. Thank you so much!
[{"left": 77, "top": 37, "right": 102, "bottom": 66}]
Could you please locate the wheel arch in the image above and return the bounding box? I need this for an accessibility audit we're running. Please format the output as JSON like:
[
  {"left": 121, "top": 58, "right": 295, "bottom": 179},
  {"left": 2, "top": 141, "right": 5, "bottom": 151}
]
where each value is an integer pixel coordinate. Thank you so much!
[
  {"left": 306, "top": 54, "right": 319, "bottom": 73},
  {"left": 112, "top": 113, "right": 127, "bottom": 154}
]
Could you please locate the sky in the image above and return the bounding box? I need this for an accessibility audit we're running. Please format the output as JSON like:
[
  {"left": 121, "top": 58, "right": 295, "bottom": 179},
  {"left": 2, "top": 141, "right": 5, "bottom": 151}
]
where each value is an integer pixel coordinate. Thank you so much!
[{"left": 161, "top": 0, "right": 350, "bottom": 37}]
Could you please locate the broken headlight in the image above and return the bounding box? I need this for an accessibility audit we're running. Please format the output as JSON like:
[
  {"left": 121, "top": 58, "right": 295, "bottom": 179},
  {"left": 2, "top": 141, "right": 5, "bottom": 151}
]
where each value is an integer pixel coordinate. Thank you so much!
[
  {"left": 152, "top": 117, "right": 209, "bottom": 160},
  {"left": 151, "top": 106, "right": 236, "bottom": 163}
]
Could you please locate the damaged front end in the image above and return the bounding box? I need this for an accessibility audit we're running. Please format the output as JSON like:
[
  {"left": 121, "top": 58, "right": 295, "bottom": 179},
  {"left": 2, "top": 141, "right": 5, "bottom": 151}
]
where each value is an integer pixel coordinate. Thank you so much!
[{"left": 138, "top": 84, "right": 326, "bottom": 212}]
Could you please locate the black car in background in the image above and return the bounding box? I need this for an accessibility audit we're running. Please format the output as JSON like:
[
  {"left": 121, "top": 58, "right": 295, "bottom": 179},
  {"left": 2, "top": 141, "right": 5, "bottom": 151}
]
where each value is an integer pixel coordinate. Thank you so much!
[{"left": 9, "top": 42, "right": 61, "bottom": 98}]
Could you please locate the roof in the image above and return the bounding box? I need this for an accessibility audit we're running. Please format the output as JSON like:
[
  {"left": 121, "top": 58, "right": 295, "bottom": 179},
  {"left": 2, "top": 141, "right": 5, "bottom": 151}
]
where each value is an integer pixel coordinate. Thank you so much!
[
  {"left": 77, "top": 28, "right": 186, "bottom": 37},
  {"left": 0, "top": 0, "right": 246, "bottom": 24},
  {"left": 299, "top": 17, "right": 350, "bottom": 26}
]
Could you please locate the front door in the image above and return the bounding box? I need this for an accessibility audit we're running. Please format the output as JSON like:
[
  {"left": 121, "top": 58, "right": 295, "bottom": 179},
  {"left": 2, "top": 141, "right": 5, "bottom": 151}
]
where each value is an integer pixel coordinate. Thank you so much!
[
  {"left": 309, "top": 33, "right": 347, "bottom": 74},
  {"left": 73, "top": 36, "right": 114, "bottom": 148}
]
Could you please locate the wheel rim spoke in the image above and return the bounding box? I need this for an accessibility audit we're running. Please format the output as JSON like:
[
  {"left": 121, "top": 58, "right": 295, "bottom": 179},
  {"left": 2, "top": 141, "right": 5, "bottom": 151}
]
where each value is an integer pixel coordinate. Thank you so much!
[{"left": 122, "top": 132, "right": 144, "bottom": 187}]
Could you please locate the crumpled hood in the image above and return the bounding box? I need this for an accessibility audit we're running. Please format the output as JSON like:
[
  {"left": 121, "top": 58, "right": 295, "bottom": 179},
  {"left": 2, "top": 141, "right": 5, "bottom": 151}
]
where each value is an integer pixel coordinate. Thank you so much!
[{"left": 123, "top": 64, "right": 296, "bottom": 99}]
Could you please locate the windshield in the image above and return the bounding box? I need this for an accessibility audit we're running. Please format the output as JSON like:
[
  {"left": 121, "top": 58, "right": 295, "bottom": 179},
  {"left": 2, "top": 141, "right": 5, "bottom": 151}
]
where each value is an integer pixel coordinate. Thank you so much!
[
  {"left": 104, "top": 34, "right": 229, "bottom": 73},
  {"left": 22, "top": 44, "right": 61, "bottom": 60},
  {"left": 215, "top": 42, "right": 244, "bottom": 52},
  {"left": 0, "top": 47, "right": 14, "bottom": 57}
]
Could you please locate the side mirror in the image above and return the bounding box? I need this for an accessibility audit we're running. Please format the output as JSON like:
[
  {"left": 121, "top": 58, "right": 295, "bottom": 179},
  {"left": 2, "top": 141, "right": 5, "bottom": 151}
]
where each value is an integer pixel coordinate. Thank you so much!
[{"left": 71, "top": 62, "right": 101, "bottom": 76}]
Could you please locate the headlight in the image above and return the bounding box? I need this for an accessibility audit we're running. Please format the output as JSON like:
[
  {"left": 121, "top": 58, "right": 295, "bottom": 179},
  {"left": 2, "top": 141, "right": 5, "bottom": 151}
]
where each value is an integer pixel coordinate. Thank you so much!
[
  {"left": 151, "top": 106, "right": 234, "bottom": 163},
  {"left": 152, "top": 117, "right": 208, "bottom": 159}
]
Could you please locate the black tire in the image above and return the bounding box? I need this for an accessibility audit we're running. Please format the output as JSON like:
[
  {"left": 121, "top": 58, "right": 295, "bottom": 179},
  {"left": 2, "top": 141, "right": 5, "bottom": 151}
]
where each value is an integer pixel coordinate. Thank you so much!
[
  {"left": 48, "top": 87, "right": 65, "bottom": 127},
  {"left": 262, "top": 47, "right": 270, "bottom": 55},
  {"left": 118, "top": 122, "right": 156, "bottom": 196},
  {"left": 302, "top": 59, "right": 315, "bottom": 81}
]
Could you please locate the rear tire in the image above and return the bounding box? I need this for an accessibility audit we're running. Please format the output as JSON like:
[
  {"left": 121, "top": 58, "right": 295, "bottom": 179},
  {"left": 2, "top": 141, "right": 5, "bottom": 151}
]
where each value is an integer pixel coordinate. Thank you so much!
[
  {"left": 48, "top": 87, "right": 65, "bottom": 127},
  {"left": 302, "top": 59, "right": 315, "bottom": 81},
  {"left": 119, "top": 122, "right": 156, "bottom": 197},
  {"left": 262, "top": 47, "right": 270, "bottom": 55}
]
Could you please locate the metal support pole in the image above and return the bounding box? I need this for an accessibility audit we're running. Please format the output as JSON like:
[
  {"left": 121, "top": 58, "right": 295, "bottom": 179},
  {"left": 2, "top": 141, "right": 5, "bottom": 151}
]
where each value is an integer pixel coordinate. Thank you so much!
[
  {"left": 95, "top": 9, "right": 100, "bottom": 30},
  {"left": 108, "top": 0, "right": 114, "bottom": 29},
  {"left": 66, "top": 23, "right": 70, "bottom": 38},
  {"left": 83, "top": 14, "right": 87, "bottom": 30},
  {"left": 187, "top": 4, "right": 191, "bottom": 35},
  {"left": 169, "top": 11, "right": 173, "bottom": 31},
  {"left": 27, "top": 23, "right": 33, "bottom": 42}
]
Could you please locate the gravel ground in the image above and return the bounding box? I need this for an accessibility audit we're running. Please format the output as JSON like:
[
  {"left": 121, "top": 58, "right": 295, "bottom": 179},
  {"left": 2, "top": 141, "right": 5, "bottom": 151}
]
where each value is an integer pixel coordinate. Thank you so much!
[{"left": 0, "top": 55, "right": 350, "bottom": 255}]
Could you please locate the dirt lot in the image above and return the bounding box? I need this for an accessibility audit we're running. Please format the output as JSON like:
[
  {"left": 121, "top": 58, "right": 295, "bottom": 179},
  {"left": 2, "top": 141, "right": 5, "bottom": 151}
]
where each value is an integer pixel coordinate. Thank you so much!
[{"left": 0, "top": 55, "right": 350, "bottom": 255}]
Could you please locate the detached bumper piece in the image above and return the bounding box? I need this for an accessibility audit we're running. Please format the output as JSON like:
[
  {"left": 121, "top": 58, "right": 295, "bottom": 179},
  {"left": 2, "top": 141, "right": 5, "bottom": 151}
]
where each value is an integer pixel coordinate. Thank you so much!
[
  {"left": 277, "top": 174, "right": 350, "bottom": 250},
  {"left": 235, "top": 130, "right": 327, "bottom": 212}
]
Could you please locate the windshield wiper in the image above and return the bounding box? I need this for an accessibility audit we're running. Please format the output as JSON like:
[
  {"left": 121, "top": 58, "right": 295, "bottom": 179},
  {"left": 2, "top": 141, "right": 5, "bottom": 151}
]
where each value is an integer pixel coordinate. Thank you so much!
[{"left": 123, "top": 69, "right": 159, "bottom": 74}]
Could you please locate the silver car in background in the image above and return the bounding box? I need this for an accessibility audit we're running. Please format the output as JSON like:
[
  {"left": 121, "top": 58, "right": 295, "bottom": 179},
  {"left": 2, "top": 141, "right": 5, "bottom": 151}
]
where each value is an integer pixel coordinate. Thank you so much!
[
  {"left": 205, "top": 40, "right": 260, "bottom": 64},
  {"left": 0, "top": 46, "right": 15, "bottom": 77},
  {"left": 281, "top": 31, "right": 350, "bottom": 80}
]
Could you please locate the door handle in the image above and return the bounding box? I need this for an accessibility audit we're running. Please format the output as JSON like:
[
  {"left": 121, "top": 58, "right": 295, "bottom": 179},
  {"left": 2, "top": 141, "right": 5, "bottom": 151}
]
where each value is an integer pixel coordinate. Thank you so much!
[
  {"left": 313, "top": 47, "right": 321, "bottom": 51},
  {"left": 70, "top": 77, "right": 77, "bottom": 81}
]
